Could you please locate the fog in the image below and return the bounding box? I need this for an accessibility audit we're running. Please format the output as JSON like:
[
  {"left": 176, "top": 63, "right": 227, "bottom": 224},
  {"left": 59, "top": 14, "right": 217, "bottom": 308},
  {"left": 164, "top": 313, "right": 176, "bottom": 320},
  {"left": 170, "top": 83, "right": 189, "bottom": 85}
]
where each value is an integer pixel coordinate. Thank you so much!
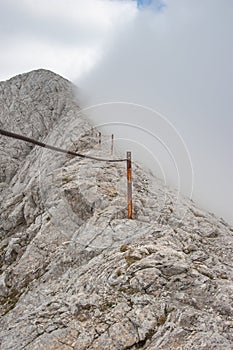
[
  {"left": 0, "top": 0, "right": 136, "bottom": 81},
  {"left": 0, "top": 0, "right": 232, "bottom": 225},
  {"left": 79, "top": 0, "right": 233, "bottom": 225}
]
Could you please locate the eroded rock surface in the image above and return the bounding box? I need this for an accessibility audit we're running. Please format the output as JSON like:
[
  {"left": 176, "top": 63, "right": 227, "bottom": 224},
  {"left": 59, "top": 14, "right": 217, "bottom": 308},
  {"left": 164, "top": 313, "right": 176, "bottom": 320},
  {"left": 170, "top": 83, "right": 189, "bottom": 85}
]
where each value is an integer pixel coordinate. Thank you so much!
[{"left": 0, "top": 70, "right": 232, "bottom": 350}]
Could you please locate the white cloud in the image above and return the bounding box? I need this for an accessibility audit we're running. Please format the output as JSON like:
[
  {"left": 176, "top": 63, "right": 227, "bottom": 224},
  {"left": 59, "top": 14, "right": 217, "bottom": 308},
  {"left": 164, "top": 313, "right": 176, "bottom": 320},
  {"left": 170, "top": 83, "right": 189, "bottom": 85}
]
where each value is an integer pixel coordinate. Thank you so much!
[
  {"left": 79, "top": 0, "right": 233, "bottom": 225},
  {"left": 20, "top": 0, "right": 136, "bottom": 32},
  {"left": 0, "top": 0, "right": 137, "bottom": 81},
  {"left": 0, "top": 40, "right": 100, "bottom": 81}
]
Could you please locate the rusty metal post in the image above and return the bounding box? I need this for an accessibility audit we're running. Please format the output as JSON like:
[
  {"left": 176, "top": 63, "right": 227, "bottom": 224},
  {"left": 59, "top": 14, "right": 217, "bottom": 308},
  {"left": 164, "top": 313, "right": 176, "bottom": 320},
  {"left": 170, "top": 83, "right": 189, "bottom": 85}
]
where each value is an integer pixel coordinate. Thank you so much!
[
  {"left": 111, "top": 134, "right": 114, "bottom": 155},
  {"left": 127, "top": 151, "right": 133, "bottom": 219},
  {"left": 99, "top": 132, "right": 101, "bottom": 147}
]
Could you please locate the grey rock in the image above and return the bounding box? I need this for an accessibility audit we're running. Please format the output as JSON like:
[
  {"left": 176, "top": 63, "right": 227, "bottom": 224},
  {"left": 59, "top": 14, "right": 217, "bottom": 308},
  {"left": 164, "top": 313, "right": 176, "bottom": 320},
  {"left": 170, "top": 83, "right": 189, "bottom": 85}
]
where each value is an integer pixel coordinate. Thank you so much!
[{"left": 0, "top": 69, "right": 232, "bottom": 350}]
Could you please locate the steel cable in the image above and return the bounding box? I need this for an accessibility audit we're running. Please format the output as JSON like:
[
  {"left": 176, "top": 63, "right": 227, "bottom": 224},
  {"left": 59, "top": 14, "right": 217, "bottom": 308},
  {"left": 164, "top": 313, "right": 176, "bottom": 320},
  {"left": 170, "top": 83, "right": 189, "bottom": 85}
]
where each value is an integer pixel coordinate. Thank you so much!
[{"left": 0, "top": 128, "right": 127, "bottom": 163}]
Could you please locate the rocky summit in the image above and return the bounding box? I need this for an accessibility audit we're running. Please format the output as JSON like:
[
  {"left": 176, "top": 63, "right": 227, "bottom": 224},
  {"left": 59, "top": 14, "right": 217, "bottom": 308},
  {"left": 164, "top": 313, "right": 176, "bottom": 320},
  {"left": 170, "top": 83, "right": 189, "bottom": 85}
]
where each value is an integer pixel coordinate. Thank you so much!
[{"left": 0, "top": 69, "right": 232, "bottom": 350}]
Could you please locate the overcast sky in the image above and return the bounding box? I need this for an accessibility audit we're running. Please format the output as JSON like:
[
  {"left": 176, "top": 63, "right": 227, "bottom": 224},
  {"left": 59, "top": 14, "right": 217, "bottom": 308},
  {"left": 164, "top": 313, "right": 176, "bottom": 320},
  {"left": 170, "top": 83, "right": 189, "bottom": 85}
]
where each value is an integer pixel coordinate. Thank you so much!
[{"left": 0, "top": 0, "right": 232, "bottom": 225}]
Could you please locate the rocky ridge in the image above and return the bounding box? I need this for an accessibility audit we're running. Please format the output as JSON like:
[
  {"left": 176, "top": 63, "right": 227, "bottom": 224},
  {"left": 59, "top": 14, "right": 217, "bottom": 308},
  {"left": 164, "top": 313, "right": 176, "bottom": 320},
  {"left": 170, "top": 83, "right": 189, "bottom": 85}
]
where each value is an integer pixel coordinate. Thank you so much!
[{"left": 0, "top": 69, "right": 232, "bottom": 349}]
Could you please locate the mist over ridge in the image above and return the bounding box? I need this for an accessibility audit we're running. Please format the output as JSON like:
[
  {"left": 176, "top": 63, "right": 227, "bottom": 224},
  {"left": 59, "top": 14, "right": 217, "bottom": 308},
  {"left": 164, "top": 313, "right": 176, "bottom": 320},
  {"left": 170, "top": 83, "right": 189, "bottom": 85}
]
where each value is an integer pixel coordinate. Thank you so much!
[{"left": 79, "top": 0, "right": 233, "bottom": 225}]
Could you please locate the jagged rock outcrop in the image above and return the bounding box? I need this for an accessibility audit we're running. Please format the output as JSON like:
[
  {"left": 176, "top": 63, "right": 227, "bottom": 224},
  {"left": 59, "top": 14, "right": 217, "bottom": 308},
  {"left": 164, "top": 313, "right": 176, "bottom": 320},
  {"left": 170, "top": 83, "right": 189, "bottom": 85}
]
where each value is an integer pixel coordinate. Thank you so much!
[{"left": 0, "top": 70, "right": 232, "bottom": 350}]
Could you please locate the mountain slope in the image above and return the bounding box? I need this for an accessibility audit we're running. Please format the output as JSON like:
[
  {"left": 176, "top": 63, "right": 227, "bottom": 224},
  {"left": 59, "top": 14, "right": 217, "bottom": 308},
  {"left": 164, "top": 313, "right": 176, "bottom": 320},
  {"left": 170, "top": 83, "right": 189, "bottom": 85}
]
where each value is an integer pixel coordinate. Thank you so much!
[{"left": 0, "top": 70, "right": 232, "bottom": 350}]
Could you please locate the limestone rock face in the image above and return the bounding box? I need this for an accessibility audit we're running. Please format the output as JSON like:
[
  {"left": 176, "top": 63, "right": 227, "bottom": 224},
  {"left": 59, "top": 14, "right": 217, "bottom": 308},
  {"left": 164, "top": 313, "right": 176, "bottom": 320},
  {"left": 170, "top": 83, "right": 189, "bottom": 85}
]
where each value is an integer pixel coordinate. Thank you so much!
[{"left": 0, "top": 70, "right": 232, "bottom": 350}]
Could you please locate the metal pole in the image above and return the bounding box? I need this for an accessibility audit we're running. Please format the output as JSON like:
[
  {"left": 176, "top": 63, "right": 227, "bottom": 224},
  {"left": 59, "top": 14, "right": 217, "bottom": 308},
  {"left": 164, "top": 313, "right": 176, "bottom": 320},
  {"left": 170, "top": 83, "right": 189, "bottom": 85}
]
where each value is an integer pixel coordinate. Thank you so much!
[
  {"left": 127, "top": 151, "right": 133, "bottom": 219},
  {"left": 111, "top": 134, "right": 114, "bottom": 155}
]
